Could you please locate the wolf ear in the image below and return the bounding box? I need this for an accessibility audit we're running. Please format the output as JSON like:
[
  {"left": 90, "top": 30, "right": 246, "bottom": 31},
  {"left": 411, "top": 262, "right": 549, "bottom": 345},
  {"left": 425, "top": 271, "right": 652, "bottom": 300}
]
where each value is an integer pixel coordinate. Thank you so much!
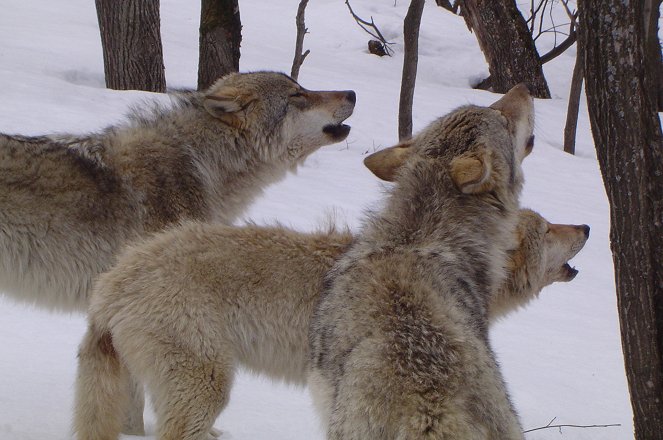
[
  {"left": 203, "top": 84, "right": 256, "bottom": 126},
  {"left": 450, "top": 148, "right": 494, "bottom": 194},
  {"left": 364, "top": 140, "right": 415, "bottom": 182}
]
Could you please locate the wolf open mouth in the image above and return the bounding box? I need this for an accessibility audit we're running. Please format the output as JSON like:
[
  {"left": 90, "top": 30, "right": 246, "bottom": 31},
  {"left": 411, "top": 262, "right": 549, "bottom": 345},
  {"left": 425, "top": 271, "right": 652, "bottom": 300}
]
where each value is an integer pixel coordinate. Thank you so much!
[
  {"left": 562, "top": 262, "right": 579, "bottom": 280},
  {"left": 323, "top": 123, "right": 351, "bottom": 141}
]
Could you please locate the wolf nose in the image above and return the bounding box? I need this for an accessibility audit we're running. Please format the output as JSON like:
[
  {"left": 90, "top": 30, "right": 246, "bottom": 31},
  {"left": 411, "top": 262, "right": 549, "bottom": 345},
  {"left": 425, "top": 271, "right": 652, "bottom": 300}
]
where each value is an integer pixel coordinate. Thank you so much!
[
  {"left": 345, "top": 90, "right": 356, "bottom": 105},
  {"left": 582, "top": 224, "right": 590, "bottom": 238}
]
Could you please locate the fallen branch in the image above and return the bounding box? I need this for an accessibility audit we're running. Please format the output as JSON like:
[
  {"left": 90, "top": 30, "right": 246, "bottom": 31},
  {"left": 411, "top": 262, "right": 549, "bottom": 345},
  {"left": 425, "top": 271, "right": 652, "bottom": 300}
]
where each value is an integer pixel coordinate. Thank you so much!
[
  {"left": 345, "top": 0, "right": 395, "bottom": 56},
  {"left": 524, "top": 417, "right": 622, "bottom": 434}
]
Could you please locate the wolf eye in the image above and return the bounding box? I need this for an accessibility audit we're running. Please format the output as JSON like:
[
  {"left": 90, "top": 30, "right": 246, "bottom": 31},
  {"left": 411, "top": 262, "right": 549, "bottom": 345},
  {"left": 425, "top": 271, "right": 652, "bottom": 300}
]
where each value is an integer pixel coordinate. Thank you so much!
[{"left": 290, "top": 92, "right": 305, "bottom": 98}]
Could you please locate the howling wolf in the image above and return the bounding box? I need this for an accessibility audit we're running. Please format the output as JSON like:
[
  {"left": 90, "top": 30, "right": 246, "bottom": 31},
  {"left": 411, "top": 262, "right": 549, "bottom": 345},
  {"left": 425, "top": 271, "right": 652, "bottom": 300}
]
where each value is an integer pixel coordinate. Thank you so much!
[
  {"left": 309, "top": 83, "right": 533, "bottom": 439},
  {"left": 72, "top": 84, "right": 535, "bottom": 440},
  {"left": 0, "top": 71, "right": 355, "bottom": 313},
  {"left": 71, "top": 205, "right": 587, "bottom": 440}
]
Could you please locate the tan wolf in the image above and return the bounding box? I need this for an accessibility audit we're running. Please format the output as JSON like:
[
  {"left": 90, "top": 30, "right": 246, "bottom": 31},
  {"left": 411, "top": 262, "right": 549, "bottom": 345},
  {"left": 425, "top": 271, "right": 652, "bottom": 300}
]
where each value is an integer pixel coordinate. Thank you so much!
[
  {"left": 0, "top": 71, "right": 354, "bottom": 313},
  {"left": 308, "top": 84, "right": 534, "bottom": 439},
  {"left": 0, "top": 70, "right": 354, "bottom": 435},
  {"left": 489, "top": 208, "right": 589, "bottom": 323},
  {"left": 72, "top": 204, "right": 588, "bottom": 440}
]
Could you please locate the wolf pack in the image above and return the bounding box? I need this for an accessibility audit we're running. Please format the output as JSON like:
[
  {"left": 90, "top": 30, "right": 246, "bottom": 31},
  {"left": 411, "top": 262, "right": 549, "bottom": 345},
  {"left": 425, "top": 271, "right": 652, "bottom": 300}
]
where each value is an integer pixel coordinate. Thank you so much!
[{"left": 0, "top": 71, "right": 589, "bottom": 440}]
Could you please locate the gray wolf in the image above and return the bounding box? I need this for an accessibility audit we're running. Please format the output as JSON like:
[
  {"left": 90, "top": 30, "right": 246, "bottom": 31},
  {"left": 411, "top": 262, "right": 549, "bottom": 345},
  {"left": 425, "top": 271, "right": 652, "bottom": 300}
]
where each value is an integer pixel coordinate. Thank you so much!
[
  {"left": 71, "top": 206, "right": 587, "bottom": 440},
  {"left": 0, "top": 71, "right": 355, "bottom": 313},
  {"left": 309, "top": 84, "right": 534, "bottom": 439}
]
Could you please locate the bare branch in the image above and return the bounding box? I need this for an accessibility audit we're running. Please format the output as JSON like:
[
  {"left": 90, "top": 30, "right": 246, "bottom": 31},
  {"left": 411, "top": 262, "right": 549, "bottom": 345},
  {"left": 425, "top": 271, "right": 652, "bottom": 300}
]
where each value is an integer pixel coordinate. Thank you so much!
[
  {"left": 345, "top": 0, "right": 395, "bottom": 56},
  {"left": 539, "top": 24, "right": 576, "bottom": 64},
  {"left": 525, "top": 0, "right": 578, "bottom": 63},
  {"left": 524, "top": 417, "right": 622, "bottom": 434},
  {"left": 290, "top": 0, "right": 310, "bottom": 80},
  {"left": 560, "top": 0, "right": 576, "bottom": 21}
]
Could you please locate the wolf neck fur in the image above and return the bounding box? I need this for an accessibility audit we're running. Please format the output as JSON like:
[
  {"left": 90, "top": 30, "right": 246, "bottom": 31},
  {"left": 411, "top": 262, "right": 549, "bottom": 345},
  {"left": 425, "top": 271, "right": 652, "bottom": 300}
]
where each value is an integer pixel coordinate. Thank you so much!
[
  {"left": 104, "top": 102, "right": 291, "bottom": 224},
  {"left": 357, "top": 163, "right": 518, "bottom": 324}
]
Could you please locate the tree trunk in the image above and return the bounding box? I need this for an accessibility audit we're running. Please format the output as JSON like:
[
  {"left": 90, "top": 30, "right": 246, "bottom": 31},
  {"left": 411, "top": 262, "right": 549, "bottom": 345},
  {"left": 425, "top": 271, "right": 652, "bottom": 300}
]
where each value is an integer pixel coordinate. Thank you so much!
[
  {"left": 290, "top": 0, "right": 310, "bottom": 81},
  {"left": 563, "top": 42, "right": 583, "bottom": 155},
  {"left": 581, "top": 1, "right": 663, "bottom": 438},
  {"left": 398, "top": 0, "right": 425, "bottom": 141},
  {"left": 198, "top": 0, "right": 242, "bottom": 91},
  {"left": 643, "top": 0, "right": 663, "bottom": 111},
  {"left": 459, "top": 0, "right": 550, "bottom": 98},
  {"left": 95, "top": 0, "right": 166, "bottom": 92}
]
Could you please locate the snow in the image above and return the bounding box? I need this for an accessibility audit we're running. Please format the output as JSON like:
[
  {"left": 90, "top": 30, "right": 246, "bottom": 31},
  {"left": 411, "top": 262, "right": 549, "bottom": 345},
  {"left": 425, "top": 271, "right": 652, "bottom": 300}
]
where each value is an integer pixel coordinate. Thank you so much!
[{"left": 0, "top": 0, "right": 635, "bottom": 439}]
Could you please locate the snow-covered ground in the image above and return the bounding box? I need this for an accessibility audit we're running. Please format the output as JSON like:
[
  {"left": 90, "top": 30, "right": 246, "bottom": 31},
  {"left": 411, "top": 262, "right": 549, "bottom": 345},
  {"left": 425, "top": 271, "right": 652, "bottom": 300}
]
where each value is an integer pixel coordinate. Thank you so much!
[{"left": 0, "top": 1, "right": 634, "bottom": 439}]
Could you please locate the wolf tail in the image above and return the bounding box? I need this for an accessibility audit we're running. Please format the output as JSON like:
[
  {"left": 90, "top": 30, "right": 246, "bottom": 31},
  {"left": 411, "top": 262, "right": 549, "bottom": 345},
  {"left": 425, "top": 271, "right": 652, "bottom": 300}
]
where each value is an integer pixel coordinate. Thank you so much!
[{"left": 73, "top": 324, "right": 129, "bottom": 440}]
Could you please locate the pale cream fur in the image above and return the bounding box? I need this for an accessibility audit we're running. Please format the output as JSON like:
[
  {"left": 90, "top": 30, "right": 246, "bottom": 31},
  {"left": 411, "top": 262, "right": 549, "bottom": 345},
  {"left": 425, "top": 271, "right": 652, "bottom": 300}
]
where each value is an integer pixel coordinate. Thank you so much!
[{"left": 73, "top": 207, "right": 589, "bottom": 440}]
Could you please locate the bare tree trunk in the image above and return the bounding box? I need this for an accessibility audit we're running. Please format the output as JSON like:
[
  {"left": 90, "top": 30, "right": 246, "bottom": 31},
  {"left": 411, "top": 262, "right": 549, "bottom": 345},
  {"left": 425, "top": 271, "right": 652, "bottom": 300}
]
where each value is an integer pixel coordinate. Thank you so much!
[
  {"left": 198, "top": 0, "right": 242, "bottom": 91},
  {"left": 290, "top": 0, "right": 310, "bottom": 81},
  {"left": 398, "top": 0, "right": 425, "bottom": 141},
  {"left": 459, "top": 0, "right": 550, "bottom": 98},
  {"left": 643, "top": 0, "right": 663, "bottom": 111},
  {"left": 563, "top": 43, "right": 583, "bottom": 155},
  {"left": 581, "top": 0, "right": 663, "bottom": 438},
  {"left": 95, "top": 0, "right": 165, "bottom": 92}
]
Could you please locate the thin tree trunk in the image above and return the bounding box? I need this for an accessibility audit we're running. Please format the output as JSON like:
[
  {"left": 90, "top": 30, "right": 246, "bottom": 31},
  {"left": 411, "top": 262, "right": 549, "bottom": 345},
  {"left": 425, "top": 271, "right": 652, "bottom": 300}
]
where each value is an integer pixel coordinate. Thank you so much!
[
  {"left": 95, "top": 0, "right": 165, "bottom": 92},
  {"left": 290, "top": 0, "right": 310, "bottom": 81},
  {"left": 460, "top": 0, "right": 550, "bottom": 98},
  {"left": 198, "top": 0, "right": 241, "bottom": 91},
  {"left": 398, "top": 0, "right": 425, "bottom": 141},
  {"left": 581, "top": 0, "right": 663, "bottom": 438},
  {"left": 563, "top": 43, "right": 583, "bottom": 155}
]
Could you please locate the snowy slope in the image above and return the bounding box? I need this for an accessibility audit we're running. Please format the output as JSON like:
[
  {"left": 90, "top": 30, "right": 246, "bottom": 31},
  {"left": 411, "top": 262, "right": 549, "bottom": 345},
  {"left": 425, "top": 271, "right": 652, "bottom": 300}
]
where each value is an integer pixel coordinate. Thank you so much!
[{"left": 0, "top": 1, "right": 632, "bottom": 439}]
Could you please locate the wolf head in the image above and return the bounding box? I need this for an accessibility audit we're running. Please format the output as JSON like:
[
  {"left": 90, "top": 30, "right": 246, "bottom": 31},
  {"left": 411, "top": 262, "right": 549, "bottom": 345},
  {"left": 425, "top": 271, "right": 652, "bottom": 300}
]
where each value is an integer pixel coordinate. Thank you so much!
[
  {"left": 490, "top": 209, "right": 590, "bottom": 321},
  {"left": 364, "top": 84, "right": 534, "bottom": 208},
  {"left": 202, "top": 71, "right": 355, "bottom": 163},
  {"left": 514, "top": 209, "right": 590, "bottom": 285}
]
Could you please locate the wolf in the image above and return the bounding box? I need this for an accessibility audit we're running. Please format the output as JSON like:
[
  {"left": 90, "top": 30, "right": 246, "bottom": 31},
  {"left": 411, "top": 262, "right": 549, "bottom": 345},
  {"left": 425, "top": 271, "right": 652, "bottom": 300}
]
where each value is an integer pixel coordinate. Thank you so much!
[
  {"left": 71, "top": 204, "right": 588, "bottom": 440},
  {"left": 1, "top": 70, "right": 354, "bottom": 435},
  {"left": 489, "top": 208, "right": 589, "bottom": 322},
  {"left": 0, "top": 71, "right": 355, "bottom": 313},
  {"left": 72, "top": 84, "right": 531, "bottom": 440},
  {"left": 308, "top": 83, "right": 534, "bottom": 439}
]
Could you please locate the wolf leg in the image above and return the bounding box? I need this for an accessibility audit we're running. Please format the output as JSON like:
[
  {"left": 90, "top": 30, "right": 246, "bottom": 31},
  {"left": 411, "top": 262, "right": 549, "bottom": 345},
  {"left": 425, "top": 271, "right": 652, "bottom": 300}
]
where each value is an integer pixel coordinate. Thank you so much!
[{"left": 152, "top": 348, "right": 234, "bottom": 440}]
